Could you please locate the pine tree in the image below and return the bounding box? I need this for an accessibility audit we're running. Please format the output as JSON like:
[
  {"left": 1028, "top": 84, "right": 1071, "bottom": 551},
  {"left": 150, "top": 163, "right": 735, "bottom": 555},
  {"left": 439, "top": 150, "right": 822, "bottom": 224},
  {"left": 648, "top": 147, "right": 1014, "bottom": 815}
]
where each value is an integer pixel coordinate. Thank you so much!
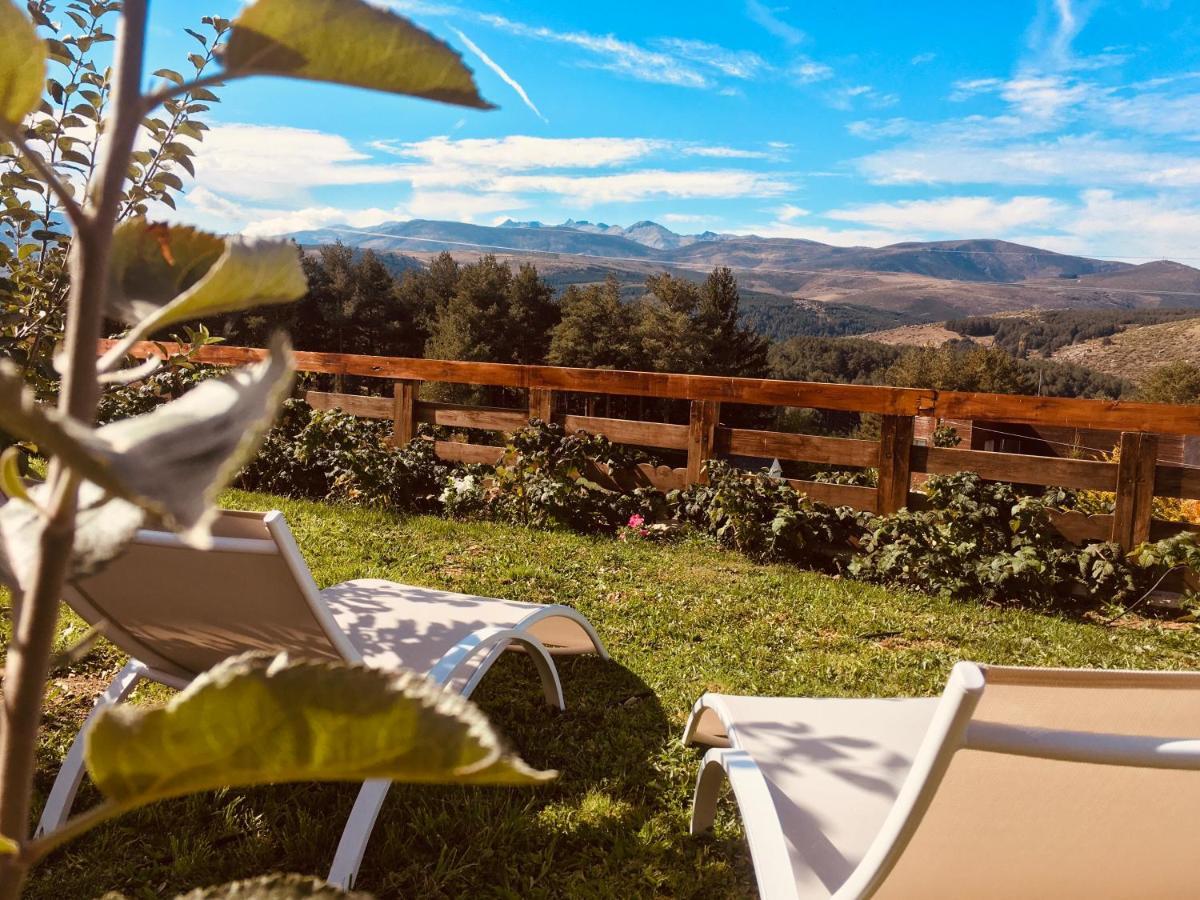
[
  {"left": 504, "top": 262, "right": 558, "bottom": 364},
  {"left": 547, "top": 277, "right": 641, "bottom": 369},
  {"left": 693, "top": 266, "right": 770, "bottom": 378},
  {"left": 635, "top": 273, "right": 701, "bottom": 373},
  {"left": 425, "top": 255, "right": 514, "bottom": 362}
]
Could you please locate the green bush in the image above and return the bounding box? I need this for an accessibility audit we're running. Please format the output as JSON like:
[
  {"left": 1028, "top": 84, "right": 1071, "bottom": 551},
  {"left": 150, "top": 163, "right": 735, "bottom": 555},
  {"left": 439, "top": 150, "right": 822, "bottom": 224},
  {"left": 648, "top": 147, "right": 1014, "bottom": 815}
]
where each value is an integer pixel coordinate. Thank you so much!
[
  {"left": 671, "top": 461, "right": 869, "bottom": 566},
  {"left": 238, "top": 400, "right": 448, "bottom": 512},
  {"left": 849, "top": 472, "right": 1142, "bottom": 607},
  {"left": 95, "top": 385, "right": 1192, "bottom": 613}
]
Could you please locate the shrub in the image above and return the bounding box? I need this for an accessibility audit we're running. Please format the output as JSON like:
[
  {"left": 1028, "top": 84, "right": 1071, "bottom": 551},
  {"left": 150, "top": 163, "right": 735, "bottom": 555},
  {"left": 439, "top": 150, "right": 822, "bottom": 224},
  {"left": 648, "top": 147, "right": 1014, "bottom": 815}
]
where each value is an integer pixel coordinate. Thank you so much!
[
  {"left": 849, "top": 472, "right": 1143, "bottom": 607},
  {"left": 672, "top": 460, "right": 869, "bottom": 566},
  {"left": 239, "top": 401, "right": 448, "bottom": 512},
  {"left": 97, "top": 389, "right": 1193, "bottom": 614}
]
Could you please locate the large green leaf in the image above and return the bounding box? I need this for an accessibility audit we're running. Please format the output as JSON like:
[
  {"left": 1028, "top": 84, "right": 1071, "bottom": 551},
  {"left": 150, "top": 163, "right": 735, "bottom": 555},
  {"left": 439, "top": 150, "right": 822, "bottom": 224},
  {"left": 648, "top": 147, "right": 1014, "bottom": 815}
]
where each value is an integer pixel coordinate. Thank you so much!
[
  {"left": 85, "top": 653, "right": 553, "bottom": 812},
  {"left": 0, "top": 1, "right": 46, "bottom": 126},
  {"left": 0, "top": 481, "right": 143, "bottom": 593},
  {"left": 0, "top": 336, "right": 293, "bottom": 546},
  {"left": 103, "top": 221, "right": 307, "bottom": 360},
  {"left": 91, "top": 334, "right": 295, "bottom": 543},
  {"left": 222, "top": 0, "right": 492, "bottom": 109},
  {"left": 173, "top": 874, "right": 371, "bottom": 899}
]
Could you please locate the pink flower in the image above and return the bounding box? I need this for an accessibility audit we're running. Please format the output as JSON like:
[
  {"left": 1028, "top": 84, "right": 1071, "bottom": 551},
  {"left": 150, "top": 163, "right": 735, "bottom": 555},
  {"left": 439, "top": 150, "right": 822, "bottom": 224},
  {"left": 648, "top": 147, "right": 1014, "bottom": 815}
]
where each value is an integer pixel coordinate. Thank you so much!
[{"left": 627, "top": 514, "right": 645, "bottom": 529}]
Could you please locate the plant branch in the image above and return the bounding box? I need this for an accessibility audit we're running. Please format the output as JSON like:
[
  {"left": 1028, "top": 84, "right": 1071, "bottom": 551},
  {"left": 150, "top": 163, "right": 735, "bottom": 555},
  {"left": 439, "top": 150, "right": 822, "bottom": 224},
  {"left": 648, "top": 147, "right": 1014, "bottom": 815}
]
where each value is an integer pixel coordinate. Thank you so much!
[
  {"left": 0, "top": 125, "right": 87, "bottom": 232},
  {"left": 60, "top": 0, "right": 149, "bottom": 421},
  {"left": 139, "top": 71, "right": 233, "bottom": 115},
  {"left": 0, "top": 5, "right": 149, "bottom": 896},
  {"left": 21, "top": 799, "right": 127, "bottom": 866},
  {"left": 0, "top": 468, "right": 78, "bottom": 897}
]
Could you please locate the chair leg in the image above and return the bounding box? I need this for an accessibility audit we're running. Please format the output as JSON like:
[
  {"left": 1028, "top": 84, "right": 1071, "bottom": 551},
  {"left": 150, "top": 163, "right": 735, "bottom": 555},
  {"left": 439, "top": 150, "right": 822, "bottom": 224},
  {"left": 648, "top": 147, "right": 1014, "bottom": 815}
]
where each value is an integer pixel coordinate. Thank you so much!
[
  {"left": 35, "top": 660, "right": 146, "bottom": 838},
  {"left": 326, "top": 779, "right": 391, "bottom": 891},
  {"left": 326, "top": 629, "right": 566, "bottom": 888},
  {"left": 691, "top": 749, "right": 731, "bottom": 834}
]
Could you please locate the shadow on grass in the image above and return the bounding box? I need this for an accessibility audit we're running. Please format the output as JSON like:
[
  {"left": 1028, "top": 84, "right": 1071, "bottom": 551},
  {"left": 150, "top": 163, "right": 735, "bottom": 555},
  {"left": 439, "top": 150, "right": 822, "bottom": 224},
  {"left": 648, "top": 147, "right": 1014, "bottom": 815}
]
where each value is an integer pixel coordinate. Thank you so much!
[{"left": 28, "top": 651, "right": 749, "bottom": 899}]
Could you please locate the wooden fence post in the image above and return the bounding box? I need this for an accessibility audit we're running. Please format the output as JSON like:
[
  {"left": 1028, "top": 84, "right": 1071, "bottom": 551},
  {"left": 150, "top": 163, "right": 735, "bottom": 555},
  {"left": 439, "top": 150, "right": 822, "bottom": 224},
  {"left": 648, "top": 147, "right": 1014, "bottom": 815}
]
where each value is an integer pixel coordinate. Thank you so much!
[
  {"left": 687, "top": 399, "right": 720, "bottom": 485},
  {"left": 1112, "top": 431, "right": 1158, "bottom": 550},
  {"left": 529, "top": 387, "right": 554, "bottom": 424},
  {"left": 390, "top": 379, "right": 419, "bottom": 447},
  {"left": 877, "top": 414, "right": 915, "bottom": 515}
]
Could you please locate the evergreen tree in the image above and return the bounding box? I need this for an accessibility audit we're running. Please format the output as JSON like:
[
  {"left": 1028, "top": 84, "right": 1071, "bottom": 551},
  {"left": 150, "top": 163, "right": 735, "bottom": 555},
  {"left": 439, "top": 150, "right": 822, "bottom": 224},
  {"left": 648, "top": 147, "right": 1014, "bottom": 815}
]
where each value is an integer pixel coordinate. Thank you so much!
[
  {"left": 425, "top": 255, "right": 515, "bottom": 363},
  {"left": 693, "top": 266, "right": 770, "bottom": 378},
  {"left": 548, "top": 277, "right": 641, "bottom": 369},
  {"left": 1138, "top": 361, "right": 1200, "bottom": 404},
  {"left": 634, "top": 273, "right": 701, "bottom": 373},
  {"left": 504, "top": 262, "right": 559, "bottom": 364}
]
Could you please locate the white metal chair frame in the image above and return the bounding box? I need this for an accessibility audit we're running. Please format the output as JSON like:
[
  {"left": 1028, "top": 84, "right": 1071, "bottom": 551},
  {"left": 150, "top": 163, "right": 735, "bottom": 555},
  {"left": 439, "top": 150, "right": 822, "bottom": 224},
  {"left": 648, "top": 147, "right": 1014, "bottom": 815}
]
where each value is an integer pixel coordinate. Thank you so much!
[
  {"left": 684, "top": 662, "right": 1200, "bottom": 900},
  {"left": 37, "top": 511, "right": 609, "bottom": 890}
]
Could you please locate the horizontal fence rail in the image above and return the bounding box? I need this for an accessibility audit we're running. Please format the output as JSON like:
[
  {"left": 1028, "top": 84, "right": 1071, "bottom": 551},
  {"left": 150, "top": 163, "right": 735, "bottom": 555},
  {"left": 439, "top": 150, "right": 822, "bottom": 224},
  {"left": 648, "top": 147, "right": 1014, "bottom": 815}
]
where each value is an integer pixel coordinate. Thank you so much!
[{"left": 103, "top": 340, "right": 1200, "bottom": 549}]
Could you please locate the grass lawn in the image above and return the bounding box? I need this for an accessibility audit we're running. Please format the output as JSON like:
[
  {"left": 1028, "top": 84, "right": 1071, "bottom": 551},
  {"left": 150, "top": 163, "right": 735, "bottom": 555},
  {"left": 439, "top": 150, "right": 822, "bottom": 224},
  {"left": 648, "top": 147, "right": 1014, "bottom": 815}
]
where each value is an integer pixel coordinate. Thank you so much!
[{"left": 11, "top": 490, "right": 1198, "bottom": 898}]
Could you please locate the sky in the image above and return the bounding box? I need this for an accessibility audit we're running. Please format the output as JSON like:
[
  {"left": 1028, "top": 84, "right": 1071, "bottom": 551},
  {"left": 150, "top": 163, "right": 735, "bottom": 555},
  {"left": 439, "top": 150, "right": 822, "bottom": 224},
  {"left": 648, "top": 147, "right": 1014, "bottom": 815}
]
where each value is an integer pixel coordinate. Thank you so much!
[{"left": 143, "top": 0, "right": 1200, "bottom": 262}]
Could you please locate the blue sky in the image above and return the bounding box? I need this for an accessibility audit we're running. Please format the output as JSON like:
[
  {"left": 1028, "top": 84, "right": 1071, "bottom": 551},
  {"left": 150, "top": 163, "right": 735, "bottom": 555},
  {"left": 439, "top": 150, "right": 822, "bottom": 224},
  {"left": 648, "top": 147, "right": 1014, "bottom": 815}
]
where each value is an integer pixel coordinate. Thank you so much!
[{"left": 146, "top": 1, "right": 1200, "bottom": 261}]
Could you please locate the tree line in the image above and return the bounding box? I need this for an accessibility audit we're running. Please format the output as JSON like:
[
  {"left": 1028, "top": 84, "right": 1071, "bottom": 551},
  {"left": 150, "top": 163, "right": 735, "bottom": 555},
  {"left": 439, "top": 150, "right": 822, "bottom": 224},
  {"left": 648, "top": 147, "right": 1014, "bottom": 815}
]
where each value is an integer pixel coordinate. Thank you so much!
[{"left": 209, "top": 244, "right": 1195, "bottom": 406}]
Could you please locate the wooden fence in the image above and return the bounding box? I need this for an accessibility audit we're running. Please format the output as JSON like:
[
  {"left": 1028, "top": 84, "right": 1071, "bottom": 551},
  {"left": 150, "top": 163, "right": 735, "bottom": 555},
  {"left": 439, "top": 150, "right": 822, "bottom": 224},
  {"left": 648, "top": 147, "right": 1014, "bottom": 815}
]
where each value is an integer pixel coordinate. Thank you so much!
[{"left": 103, "top": 340, "right": 1200, "bottom": 550}]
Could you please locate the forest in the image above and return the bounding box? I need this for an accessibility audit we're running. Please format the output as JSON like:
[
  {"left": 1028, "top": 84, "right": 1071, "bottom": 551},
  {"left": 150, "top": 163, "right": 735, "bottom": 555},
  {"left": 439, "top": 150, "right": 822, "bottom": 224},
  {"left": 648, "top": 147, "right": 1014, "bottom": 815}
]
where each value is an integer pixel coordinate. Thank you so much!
[
  {"left": 944, "top": 308, "right": 1200, "bottom": 357},
  {"left": 209, "top": 244, "right": 1180, "bottom": 405}
]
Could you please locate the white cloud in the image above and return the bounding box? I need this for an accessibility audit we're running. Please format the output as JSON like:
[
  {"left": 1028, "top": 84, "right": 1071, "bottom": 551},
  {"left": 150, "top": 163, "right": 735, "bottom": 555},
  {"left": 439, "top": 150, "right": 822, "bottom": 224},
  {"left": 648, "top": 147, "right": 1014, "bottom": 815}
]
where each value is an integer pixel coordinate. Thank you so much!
[
  {"left": 191, "top": 124, "right": 407, "bottom": 202},
  {"left": 847, "top": 118, "right": 912, "bottom": 139},
  {"left": 176, "top": 126, "right": 793, "bottom": 234},
  {"left": 479, "top": 13, "right": 712, "bottom": 88},
  {"left": 735, "top": 220, "right": 906, "bottom": 247},
  {"left": 745, "top": 0, "right": 805, "bottom": 46},
  {"left": 485, "top": 169, "right": 791, "bottom": 205},
  {"left": 653, "top": 38, "right": 769, "bottom": 80},
  {"left": 1031, "top": 190, "right": 1200, "bottom": 261},
  {"left": 373, "top": 135, "right": 666, "bottom": 170},
  {"left": 662, "top": 212, "right": 720, "bottom": 225},
  {"left": 828, "top": 84, "right": 898, "bottom": 110},
  {"left": 857, "top": 133, "right": 1200, "bottom": 188},
  {"left": 681, "top": 145, "right": 773, "bottom": 159},
  {"left": 776, "top": 203, "right": 809, "bottom": 221},
  {"left": 791, "top": 59, "right": 834, "bottom": 84},
  {"left": 950, "top": 77, "right": 1005, "bottom": 99},
  {"left": 451, "top": 28, "right": 546, "bottom": 123},
  {"left": 1000, "top": 74, "right": 1089, "bottom": 119},
  {"left": 826, "top": 195, "right": 1066, "bottom": 234},
  {"left": 240, "top": 206, "right": 399, "bottom": 238},
  {"left": 911, "top": 52, "right": 936, "bottom": 65}
]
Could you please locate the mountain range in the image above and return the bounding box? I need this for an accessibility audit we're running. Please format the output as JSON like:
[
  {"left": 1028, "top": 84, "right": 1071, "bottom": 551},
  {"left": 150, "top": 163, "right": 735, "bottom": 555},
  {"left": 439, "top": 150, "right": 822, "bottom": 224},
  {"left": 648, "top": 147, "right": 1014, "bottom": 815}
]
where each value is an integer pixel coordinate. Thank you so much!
[{"left": 287, "top": 218, "right": 1200, "bottom": 334}]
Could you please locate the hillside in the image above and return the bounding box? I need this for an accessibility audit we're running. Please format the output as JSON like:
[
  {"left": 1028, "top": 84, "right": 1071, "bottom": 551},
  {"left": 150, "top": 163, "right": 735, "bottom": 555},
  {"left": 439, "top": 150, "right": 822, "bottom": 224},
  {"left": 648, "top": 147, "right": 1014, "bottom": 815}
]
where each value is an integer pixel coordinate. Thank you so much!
[
  {"left": 1053, "top": 318, "right": 1200, "bottom": 383},
  {"left": 1068, "top": 260, "right": 1200, "bottom": 294},
  {"left": 862, "top": 323, "right": 994, "bottom": 347},
  {"left": 286, "top": 218, "right": 1200, "bottom": 339}
]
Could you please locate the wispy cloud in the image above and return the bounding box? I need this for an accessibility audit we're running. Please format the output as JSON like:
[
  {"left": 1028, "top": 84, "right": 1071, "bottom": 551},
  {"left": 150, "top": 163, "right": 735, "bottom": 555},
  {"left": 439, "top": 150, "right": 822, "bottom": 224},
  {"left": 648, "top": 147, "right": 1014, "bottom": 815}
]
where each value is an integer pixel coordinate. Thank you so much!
[
  {"left": 452, "top": 28, "right": 547, "bottom": 123},
  {"left": 479, "top": 13, "right": 711, "bottom": 88},
  {"left": 791, "top": 59, "right": 834, "bottom": 84},
  {"left": 826, "top": 195, "right": 1066, "bottom": 233},
  {"left": 653, "top": 38, "right": 769, "bottom": 80},
  {"left": 178, "top": 127, "right": 793, "bottom": 235},
  {"left": 857, "top": 133, "right": 1200, "bottom": 188},
  {"left": 745, "top": 0, "right": 805, "bottom": 46},
  {"left": 911, "top": 52, "right": 936, "bottom": 65},
  {"left": 372, "top": 135, "right": 667, "bottom": 169}
]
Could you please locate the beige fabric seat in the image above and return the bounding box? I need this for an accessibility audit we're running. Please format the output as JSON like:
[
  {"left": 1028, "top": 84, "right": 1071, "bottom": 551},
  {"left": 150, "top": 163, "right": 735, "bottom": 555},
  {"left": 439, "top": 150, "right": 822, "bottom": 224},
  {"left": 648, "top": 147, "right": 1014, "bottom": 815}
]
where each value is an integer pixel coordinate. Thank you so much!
[
  {"left": 40, "top": 509, "right": 607, "bottom": 890},
  {"left": 684, "top": 663, "right": 1200, "bottom": 899}
]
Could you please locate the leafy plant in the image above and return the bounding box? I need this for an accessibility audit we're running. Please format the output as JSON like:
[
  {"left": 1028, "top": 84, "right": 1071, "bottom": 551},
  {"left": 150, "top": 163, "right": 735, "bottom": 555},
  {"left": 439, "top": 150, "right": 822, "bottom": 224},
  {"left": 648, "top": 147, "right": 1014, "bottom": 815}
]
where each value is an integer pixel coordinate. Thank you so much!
[
  {"left": 1, "top": 3, "right": 225, "bottom": 400},
  {"left": 673, "top": 460, "right": 869, "bottom": 565},
  {"left": 850, "top": 472, "right": 1144, "bottom": 607},
  {"left": 0, "top": 3, "right": 550, "bottom": 897}
]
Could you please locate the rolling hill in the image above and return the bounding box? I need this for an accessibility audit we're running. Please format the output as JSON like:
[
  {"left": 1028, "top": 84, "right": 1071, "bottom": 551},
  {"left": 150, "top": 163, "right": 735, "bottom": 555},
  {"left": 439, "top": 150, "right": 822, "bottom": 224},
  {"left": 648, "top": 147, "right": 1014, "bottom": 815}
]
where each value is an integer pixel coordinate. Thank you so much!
[
  {"left": 285, "top": 218, "right": 1200, "bottom": 338},
  {"left": 1052, "top": 318, "right": 1200, "bottom": 383}
]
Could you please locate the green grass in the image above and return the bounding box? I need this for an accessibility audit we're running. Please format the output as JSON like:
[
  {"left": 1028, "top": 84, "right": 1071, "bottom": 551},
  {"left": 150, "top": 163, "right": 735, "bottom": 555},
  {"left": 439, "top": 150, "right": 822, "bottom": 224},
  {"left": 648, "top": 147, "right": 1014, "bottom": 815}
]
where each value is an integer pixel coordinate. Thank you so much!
[{"left": 12, "top": 491, "right": 1199, "bottom": 898}]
